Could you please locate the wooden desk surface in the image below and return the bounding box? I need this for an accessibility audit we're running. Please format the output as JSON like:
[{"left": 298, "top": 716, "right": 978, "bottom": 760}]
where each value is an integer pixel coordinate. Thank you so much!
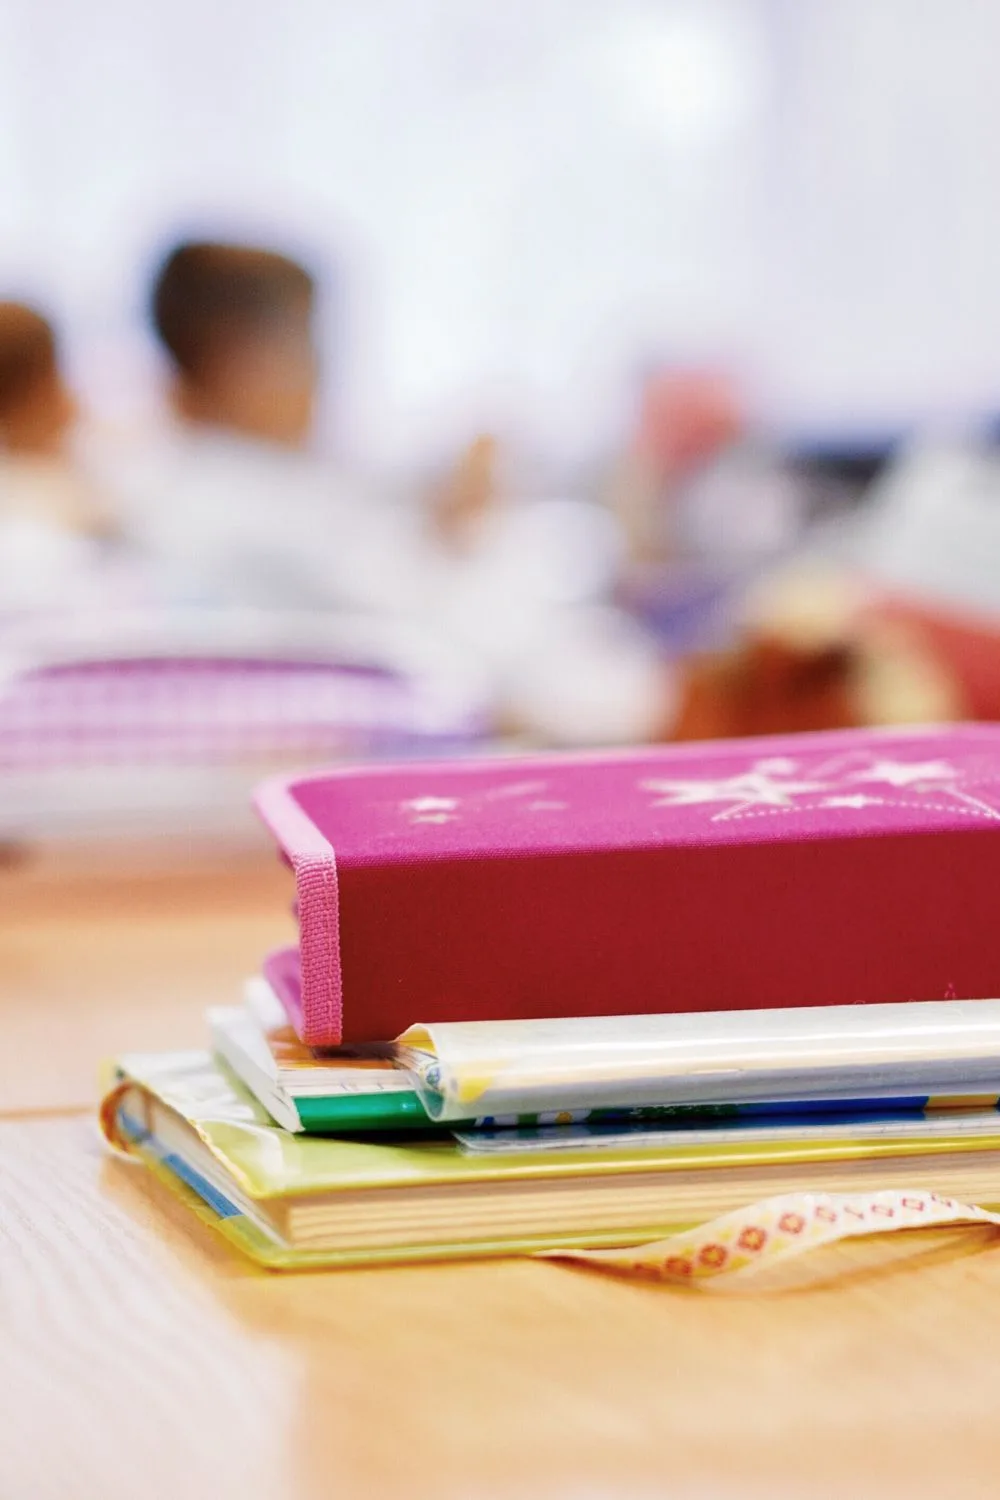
[{"left": 3, "top": 857, "right": 1000, "bottom": 1500}]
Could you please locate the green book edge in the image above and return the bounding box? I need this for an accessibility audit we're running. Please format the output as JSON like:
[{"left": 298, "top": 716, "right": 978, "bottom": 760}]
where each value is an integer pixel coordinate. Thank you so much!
[{"left": 293, "top": 1090, "right": 432, "bottom": 1132}]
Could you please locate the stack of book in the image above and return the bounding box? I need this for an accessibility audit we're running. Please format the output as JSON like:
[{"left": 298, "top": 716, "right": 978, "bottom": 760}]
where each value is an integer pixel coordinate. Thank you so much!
[{"left": 102, "top": 726, "right": 1000, "bottom": 1272}]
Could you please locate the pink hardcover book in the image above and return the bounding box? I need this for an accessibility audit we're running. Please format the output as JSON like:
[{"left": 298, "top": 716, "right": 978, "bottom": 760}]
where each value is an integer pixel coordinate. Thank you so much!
[{"left": 254, "top": 725, "right": 1000, "bottom": 1046}]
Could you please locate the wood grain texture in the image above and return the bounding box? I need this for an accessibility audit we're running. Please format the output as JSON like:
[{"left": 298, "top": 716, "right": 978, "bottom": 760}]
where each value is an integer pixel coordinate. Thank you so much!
[
  {"left": 4, "top": 866, "right": 1000, "bottom": 1498},
  {"left": 0, "top": 858, "right": 293, "bottom": 1111},
  {"left": 3, "top": 1116, "right": 1000, "bottom": 1500}
]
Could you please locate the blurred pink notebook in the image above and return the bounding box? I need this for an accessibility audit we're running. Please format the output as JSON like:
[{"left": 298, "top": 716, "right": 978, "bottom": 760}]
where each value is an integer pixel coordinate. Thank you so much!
[{"left": 255, "top": 726, "right": 1000, "bottom": 1046}]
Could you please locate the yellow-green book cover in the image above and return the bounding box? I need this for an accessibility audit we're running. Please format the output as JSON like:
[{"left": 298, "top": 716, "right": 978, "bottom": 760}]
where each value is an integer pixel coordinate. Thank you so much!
[{"left": 101, "top": 1050, "right": 1000, "bottom": 1271}]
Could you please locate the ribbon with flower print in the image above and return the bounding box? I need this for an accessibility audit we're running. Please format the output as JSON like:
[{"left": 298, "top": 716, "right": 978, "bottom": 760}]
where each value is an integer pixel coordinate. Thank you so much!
[{"left": 540, "top": 1189, "right": 1000, "bottom": 1290}]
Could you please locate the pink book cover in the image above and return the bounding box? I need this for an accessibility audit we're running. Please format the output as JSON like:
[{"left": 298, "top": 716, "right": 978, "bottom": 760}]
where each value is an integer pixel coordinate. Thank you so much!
[{"left": 254, "top": 725, "right": 1000, "bottom": 1046}]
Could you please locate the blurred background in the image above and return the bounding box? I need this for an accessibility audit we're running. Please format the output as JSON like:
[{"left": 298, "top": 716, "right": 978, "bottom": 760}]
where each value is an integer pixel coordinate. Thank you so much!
[
  {"left": 3, "top": 0, "right": 1000, "bottom": 860},
  {"left": 8, "top": 0, "right": 1000, "bottom": 453}
]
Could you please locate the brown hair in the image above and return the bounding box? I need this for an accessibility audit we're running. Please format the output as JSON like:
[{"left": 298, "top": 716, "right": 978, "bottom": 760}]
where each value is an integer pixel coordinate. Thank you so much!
[
  {"left": 0, "top": 303, "right": 58, "bottom": 415},
  {"left": 151, "top": 241, "right": 315, "bottom": 376}
]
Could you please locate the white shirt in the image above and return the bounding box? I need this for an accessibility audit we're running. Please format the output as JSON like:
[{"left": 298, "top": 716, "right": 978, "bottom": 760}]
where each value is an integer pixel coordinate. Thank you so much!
[
  {"left": 108, "top": 425, "right": 427, "bottom": 616},
  {"left": 0, "top": 457, "right": 112, "bottom": 614},
  {"left": 107, "top": 424, "right": 670, "bottom": 745}
]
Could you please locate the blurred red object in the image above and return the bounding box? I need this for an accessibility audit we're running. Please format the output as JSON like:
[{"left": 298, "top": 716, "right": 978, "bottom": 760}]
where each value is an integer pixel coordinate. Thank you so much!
[
  {"left": 871, "top": 596, "right": 1000, "bottom": 722},
  {"left": 635, "top": 368, "right": 745, "bottom": 479}
]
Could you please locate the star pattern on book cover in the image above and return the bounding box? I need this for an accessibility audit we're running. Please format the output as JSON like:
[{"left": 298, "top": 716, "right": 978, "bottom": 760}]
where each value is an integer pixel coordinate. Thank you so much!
[
  {"left": 641, "top": 751, "right": 1000, "bottom": 822},
  {"left": 402, "top": 781, "right": 562, "bottom": 825},
  {"left": 398, "top": 744, "right": 1000, "bottom": 829},
  {"left": 403, "top": 795, "right": 459, "bottom": 824}
]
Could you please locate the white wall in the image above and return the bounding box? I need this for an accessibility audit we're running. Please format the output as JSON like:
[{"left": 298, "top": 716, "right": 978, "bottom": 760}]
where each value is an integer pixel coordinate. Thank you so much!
[
  {"left": 1, "top": 0, "right": 999, "bottom": 462},
  {"left": 766, "top": 0, "right": 1000, "bottom": 435}
]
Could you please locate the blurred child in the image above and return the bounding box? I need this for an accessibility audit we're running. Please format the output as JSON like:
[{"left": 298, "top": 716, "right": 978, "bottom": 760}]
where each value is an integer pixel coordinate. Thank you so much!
[
  {"left": 116, "top": 241, "right": 383, "bottom": 611},
  {"left": 131, "top": 245, "right": 942, "bottom": 747},
  {"left": 112, "top": 238, "right": 682, "bottom": 746},
  {"left": 0, "top": 304, "right": 75, "bottom": 460},
  {"left": 0, "top": 303, "right": 113, "bottom": 611},
  {"left": 153, "top": 241, "right": 317, "bottom": 448}
]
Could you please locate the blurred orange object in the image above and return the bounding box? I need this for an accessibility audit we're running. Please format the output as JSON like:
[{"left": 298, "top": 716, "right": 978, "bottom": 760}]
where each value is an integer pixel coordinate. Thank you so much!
[
  {"left": 670, "top": 566, "right": 968, "bottom": 743},
  {"left": 672, "top": 640, "right": 859, "bottom": 742}
]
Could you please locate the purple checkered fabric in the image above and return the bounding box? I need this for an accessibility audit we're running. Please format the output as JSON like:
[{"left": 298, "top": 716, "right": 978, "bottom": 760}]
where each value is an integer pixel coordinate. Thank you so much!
[{"left": 0, "top": 657, "right": 482, "bottom": 770}]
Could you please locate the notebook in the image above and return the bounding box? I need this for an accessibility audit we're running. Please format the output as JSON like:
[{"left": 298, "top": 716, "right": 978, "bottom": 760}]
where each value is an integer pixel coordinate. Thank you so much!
[
  {"left": 209, "top": 979, "right": 426, "bottom": 1133},
  {"left": 254, "top": 725, "right": 1000, "bottom": 1045},
  {"left": 102, "top": 1050, "right": 1000, "bottom": 1271}
]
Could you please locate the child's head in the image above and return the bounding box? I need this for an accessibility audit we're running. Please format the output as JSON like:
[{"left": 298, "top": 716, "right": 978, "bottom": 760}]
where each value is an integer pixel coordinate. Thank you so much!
[
  {"left": 151, "top": 241, "right": 318, "bottom": 447},
  {"left": 0, "top": 303, "right": 75, "bottom": 457}
]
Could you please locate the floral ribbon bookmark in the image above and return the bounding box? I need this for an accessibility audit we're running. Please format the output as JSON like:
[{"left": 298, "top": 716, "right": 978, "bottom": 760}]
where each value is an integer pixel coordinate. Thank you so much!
[{"left": 541, "top": 1189, "right": 1000, "bottom": 1291}]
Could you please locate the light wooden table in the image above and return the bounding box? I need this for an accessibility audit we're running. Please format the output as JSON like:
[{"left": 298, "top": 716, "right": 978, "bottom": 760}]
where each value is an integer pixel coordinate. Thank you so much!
[{"left": 3, "top": 854, "right": 1000, "bottom": 1500}]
